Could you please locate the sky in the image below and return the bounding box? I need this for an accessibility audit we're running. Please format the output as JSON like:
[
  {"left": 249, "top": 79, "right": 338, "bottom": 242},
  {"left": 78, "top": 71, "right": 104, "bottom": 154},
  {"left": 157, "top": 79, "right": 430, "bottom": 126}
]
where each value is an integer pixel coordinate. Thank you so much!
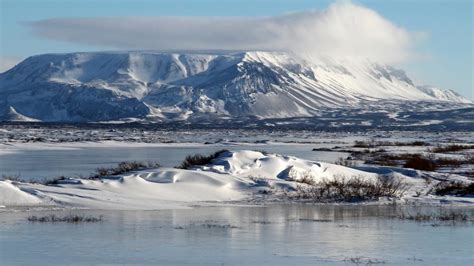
[{"left": 0, "top": 0, "right": 472, "bottom": 99}]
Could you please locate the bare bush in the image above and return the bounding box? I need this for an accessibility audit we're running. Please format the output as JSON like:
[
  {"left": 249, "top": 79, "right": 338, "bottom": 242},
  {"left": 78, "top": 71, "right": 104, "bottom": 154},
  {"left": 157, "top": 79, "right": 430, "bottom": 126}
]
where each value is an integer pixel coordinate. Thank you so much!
[
  {"left": 1, "top": 174, "right": 48, "bottom": 184},
  {"left": 335, "top": 157, "right": 355, "bottom": 167},
  {"left": 403, "top": 154, "right": 437, "bottom": 171},
  {"left": 367, "top": 152, "right": 470, "bottom": 171},
  {"left": 248, "top": 176, "right": 273, "bottom": 188},
  {"left": 1, "top": 174, "right": 27, "bottom": 182},
  {"left": 433, "top": 181, "right": 474, "bottom": 196},
  {"left": 354, "top": 139, "right": 428, "bottom": 148},
  {"left": 176, "top": 150, "right": 229, "bottom": 169},
  {"left": 354, "top": 139, "right": 377, "bottom": 148},
  {"left": 436, "top": 157, "right": 463, "bottom": 167},
  {"left": 430, "top": 144, "right": 473, "bottom": 153},
  {"left": 91, "top": 161, "right": 160, "bottom": 178},
  {"left": 28, "top": 214, "right": 103, "bottom": 223},
  {"left": 397, "top": 209, "right": 469, "bottom": 222},
  {"left": 43, "top": 176, "right": 68, "bottom": 185},
  {"left": 286, "top": 170, "right": 316, "bottom": 185},
  {"left": 464, "top": 153, "right": 474, "bottom": 164},
  {"left": 289, "top": 174, "right": 407, "bottom": 202}
]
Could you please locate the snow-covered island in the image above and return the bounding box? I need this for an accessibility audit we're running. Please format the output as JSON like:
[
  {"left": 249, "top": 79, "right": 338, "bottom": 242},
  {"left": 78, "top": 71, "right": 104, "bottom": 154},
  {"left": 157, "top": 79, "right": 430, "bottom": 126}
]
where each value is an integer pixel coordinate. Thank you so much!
[{"left": 2, "top": 150, "right": 472, "bottom": 210}]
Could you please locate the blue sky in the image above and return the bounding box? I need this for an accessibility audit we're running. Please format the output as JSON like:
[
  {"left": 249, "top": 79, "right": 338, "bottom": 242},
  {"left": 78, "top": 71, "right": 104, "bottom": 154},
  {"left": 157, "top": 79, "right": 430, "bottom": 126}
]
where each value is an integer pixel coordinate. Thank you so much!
[{"left": 0, "top": 0, "right": 472, "bottom": 99}]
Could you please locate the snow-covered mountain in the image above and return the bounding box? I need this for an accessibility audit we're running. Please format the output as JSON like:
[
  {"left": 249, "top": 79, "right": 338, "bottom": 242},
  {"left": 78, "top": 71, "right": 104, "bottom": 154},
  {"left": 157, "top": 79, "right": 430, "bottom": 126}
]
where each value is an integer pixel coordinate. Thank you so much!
[
  {"left": 0, "top": 51, "right": 471, "bottom": 122},
  {"left": 416, "top": 85, "right": 470, "bottom": 103}
]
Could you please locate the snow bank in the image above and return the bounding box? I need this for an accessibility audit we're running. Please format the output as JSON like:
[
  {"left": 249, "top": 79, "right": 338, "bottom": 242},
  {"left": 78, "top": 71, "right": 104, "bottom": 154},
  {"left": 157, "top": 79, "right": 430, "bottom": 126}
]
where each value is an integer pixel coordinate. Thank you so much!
[
  {"left": 202, "top": 150, "right": 377, "bottom": 181},
  {"left": 0, "top": 150, "right": 472, "bottom": 210},
  {"left": 0, "top": 181, "right": 44, "bottom": 206}
]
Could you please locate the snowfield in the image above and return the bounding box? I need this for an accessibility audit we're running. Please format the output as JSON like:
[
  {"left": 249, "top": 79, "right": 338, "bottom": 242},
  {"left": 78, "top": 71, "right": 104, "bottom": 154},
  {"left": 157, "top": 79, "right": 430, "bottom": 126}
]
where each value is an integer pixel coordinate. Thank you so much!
[{"left": 1, "top": 150, "right": 472, "bottom": 210}]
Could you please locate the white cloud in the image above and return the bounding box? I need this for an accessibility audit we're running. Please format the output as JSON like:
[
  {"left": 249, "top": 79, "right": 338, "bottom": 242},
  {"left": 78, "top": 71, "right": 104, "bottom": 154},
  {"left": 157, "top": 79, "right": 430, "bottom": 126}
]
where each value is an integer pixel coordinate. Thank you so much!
[
  {"left": 0, "top": 56, "right": 23, "bottom": 73},
  {"left": 25, "top": 1, "right": 421, "bottom": 64}
]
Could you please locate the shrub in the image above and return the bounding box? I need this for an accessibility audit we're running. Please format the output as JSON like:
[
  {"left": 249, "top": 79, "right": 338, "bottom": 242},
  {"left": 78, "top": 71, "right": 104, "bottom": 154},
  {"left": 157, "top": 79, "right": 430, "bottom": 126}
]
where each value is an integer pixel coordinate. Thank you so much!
[
  {"left": 27, "top": 214, "right": 103, "bottom": 223},
  {"left": 299, "top": 174, "right": 316, "bottom": 186},
  {"left": 367, "top": 152, "right": 471, "bottom": 171},
  {"left": 1, "top": 174, "right": 26, "bottom": 182},
  {"left": 366, "top": 152, "right": 414, "bottom": 166},
  {"left": 464, "top": 154, "right": 474, "bottom": 164},
  {"left": 430, "top": 144, "right": 473, "bottom": 153},
  {"left": 91, "top": 161, "right": 160, "bottom": 178},
  {"left": 397, "top": 210, "right": 468, "bottom": 222},
  {"left": 406, "top": 141, "right": 429, "bottom": 146},
  {"left": 436, "top": 157, "right": 463, "bottom": 167},
  {"left": 176, "top": 149, "right": 229, "bottom": 169},
  {"left": 43, "top": 176, "right": 68, "bottom": 185},
  {"left": 433, "top": 181, "right": 474, "bottom": 196},
  {"left": 354, "top": 139, "right": 376, "bottom": 148},
  {"left": 335, "top": 157, "right": 355, "bottom": 167},
  {"left": 403, "top": 154, "right": 437, "bottom": 171},
  {"left": 174, "top": 220, "right": 239, "bottom": 230},
  {"left": 289, "top": 174, "right": 407, "bottom": 202},
  {"left": 312, "top": 147, "right": 332, "bottom": 151},
  {"left": 1, "top": 174, "right": 46, "bottom": 184},
  {"left": 354, "top": 139, "right": 428, "bottom": 148},
  {"left": 248, "top": 176, "right": 273, "bottom": 188},
  {"left": 286, "top": 170, "right": 316, "bottom": 185},
  {"left": 2, "top": 174, "right": 78, "bottom": 186}
]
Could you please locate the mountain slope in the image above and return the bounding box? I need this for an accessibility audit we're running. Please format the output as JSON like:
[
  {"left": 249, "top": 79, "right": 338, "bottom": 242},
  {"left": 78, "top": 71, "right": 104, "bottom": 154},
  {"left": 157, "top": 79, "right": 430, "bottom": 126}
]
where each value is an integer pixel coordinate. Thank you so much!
[
  {"left": 416, "top": 85, "right": 471, "bottom": 103},
  {"left": 0, "top": 51, "right": 470, "bottom": 122}
]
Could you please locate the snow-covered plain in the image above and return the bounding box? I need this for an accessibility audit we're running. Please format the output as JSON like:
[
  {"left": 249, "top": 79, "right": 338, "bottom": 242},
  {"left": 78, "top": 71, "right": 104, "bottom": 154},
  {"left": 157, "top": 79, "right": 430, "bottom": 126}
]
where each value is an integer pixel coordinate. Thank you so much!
[{"left": 1, "top": 150, "right": 472, "bottom": 210}]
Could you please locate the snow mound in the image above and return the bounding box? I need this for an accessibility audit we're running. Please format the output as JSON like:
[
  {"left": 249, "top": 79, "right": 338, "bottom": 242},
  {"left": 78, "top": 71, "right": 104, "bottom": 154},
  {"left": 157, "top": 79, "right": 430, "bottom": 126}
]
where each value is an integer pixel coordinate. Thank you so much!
[
  {"left": 0, "top": 181, "right": 43, "bottom": 206},
  {"left": 0, "top": 150, "right": 472, "bottom": 210},
  {"left": 201, "top": 150, "right": 376, "bottom": 181}
]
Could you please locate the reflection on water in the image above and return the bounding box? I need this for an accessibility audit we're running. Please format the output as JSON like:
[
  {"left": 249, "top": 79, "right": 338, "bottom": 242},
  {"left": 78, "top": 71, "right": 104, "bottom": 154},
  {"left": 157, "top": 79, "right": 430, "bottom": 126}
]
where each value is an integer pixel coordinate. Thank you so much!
[
  {"left": 1, "top": 205, "right": 473, "bottom": 265},
  {"left": 0, "top": 144, "right": 348, "bottom": 181}
]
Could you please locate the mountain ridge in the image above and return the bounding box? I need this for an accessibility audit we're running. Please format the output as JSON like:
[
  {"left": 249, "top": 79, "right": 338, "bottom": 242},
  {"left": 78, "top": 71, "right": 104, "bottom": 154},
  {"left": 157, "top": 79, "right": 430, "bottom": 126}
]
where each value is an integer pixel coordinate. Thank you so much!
[{"left": 0, "top": 51, "right": 471, "bottom": 122}]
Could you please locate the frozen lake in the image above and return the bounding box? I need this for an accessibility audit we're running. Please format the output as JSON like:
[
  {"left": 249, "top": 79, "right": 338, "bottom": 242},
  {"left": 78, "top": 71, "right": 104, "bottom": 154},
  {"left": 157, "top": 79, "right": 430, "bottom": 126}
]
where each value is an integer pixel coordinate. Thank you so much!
[
  {"left": 1, "top": 205, "right": 473, "bottom": 265},
  {"left": 0, "top": 143, "right": 348, "bottom": 181}
]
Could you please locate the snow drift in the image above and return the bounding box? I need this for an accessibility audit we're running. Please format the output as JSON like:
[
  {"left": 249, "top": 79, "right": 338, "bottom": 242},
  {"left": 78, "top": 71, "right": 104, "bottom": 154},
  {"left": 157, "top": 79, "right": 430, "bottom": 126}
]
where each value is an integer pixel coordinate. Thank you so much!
[{"left": 1, "top": 150, "right": 472, "bottom": 210}]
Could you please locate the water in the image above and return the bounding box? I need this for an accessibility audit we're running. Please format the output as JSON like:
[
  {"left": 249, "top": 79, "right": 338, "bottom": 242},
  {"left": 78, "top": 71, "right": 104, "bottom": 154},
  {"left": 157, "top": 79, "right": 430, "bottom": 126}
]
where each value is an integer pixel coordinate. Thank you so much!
[
  {"left": 0, "top": 205, "right": 472, "bottom": 265},
  {"left": 0, "top": 143, "right": 348, "bottom": 181}
]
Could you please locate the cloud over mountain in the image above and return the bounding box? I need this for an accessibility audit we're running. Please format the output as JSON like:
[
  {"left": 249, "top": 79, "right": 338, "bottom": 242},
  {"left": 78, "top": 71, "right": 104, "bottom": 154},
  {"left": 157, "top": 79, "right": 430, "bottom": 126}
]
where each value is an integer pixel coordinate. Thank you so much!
[{"left": 26, "top": 2, "right": 421, "bottom": 64}]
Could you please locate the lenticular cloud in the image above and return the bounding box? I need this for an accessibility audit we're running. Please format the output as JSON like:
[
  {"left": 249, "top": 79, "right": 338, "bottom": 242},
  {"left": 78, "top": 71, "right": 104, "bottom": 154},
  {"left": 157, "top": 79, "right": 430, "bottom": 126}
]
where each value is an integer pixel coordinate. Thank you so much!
[{"left": 26, "top": 2, "right": 420, "bottom": 64}]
